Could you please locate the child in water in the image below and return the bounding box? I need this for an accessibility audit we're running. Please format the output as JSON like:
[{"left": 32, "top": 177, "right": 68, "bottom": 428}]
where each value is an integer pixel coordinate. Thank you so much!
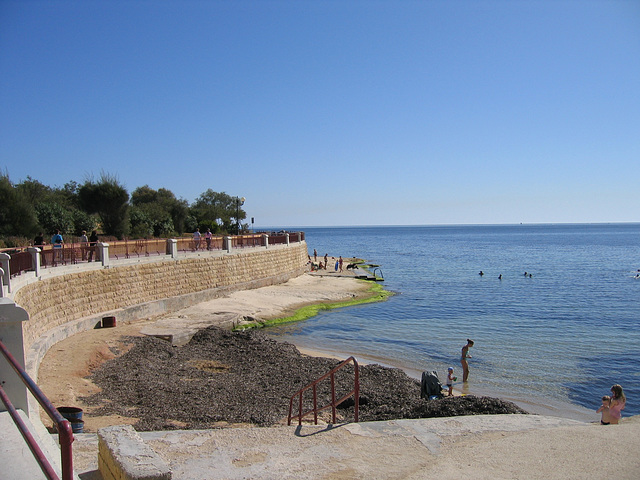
[
  {"left": 609, "top": 384, "right": 626, "bottom": 424},
  {"left": 446, "top": 367, "right": 457, "bottom": 396},
  {"left": 596, "top": 395, "right": 612, "bottom": 425}
]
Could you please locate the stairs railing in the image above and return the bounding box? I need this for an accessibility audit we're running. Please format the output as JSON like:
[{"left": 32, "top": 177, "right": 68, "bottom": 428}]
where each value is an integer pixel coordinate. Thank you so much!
[
  {"left": 288, "top": 356, "right": 359, "bottom": 426},
  {"left": 0, "top": 339, "right": 74, "bottom": 480}
]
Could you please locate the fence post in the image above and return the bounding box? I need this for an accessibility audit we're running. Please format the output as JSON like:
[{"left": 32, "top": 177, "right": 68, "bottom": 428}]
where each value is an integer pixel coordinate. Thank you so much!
[
  {"left": 224, "top": 236, "right": 232, "bottom": 253},
  {"left": 98, "top": 243, "right": 110, "bottom": 267},
  {"left": 262, "top": 234, "right": 269, "bottom": 249},
  {"left": 0, "top": 253, "right": 10, "bottom": 294},
  {"left": 0, "top": 298, "right": 30, "bottom": 414},
  {"left": 27, "top": 247, "right": 41, "bottom": 278},
  {"left": 166, "top": 239, "right": 178, "bottom": 258},
  {"left": 285, "top": 233, "right": 290, "bottom": 246}
]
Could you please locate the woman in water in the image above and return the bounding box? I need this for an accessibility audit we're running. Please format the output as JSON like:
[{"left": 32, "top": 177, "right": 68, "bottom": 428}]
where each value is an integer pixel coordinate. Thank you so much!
[
  {"left": 609, "top": 384, "right": 626, "bottom": 424},
  {"left": 461, "top": 339, "right": 474, "bottom": 382}
]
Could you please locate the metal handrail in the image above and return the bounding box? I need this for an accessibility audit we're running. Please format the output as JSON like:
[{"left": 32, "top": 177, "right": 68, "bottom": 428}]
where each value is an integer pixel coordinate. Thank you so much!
[
  {"left": 288, "top": 356, "right": 359, "bottom": 426},
  {"left": 0, "top": 340, "right": 74, "bottom": 480}
]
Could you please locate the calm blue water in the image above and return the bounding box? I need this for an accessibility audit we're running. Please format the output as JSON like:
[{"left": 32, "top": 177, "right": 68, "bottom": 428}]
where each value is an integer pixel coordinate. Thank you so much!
[{"left": 267, "top": 224, "right": 640, "bottom": 419}]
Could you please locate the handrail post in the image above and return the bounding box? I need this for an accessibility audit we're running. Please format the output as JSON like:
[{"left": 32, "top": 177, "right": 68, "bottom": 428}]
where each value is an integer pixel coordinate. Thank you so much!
[
  {"left": 166, "top": 239, "right": 178, "bottom": 258},
  {"left": 262, "top": 234, "right": 269, "bottom": 248},
  {"left": 0, "top": 298, "right": 30, "bottom": 414},
  {"left": 0, "top": 252, "right": 11, "bottom": 294},
  {"left": 27, "top": 247, "right": 41, "bottom": 277},
  {"left": 98, "top": 242, "right": 110, "bottom": 267}
]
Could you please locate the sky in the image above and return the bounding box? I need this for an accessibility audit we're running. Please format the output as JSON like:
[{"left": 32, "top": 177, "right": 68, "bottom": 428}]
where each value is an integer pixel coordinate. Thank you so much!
[{"left": 1, "top": 1, "right": 639, "bottom": 228}]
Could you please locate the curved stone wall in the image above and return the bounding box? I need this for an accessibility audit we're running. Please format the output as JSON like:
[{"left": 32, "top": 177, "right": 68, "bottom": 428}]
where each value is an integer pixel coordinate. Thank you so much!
[{"left": 15, "top": 242, "right": 308, "bottom": 355}]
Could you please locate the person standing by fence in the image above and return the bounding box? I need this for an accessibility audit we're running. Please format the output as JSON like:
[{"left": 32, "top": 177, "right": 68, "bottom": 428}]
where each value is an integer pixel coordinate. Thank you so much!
[
  {"left": 51, "top": 230, "right": 64, "bottom": 264},
  {"left": 193, "top": 228, "right": 201, "bottom": 250},
  {"left": 87, "top": 231, "right": 98, "bottom": 262}
]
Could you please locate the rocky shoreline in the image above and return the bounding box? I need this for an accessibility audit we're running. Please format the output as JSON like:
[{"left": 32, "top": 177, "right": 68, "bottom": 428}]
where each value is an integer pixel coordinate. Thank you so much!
[{"left": 83, "top": 326, "right": 527, "bottom": 431}]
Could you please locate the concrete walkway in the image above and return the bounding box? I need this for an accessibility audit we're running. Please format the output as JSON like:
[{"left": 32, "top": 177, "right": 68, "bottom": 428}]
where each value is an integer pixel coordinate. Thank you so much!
[{"left": 69, "top": 414, "right": 640, "bottom": 480}]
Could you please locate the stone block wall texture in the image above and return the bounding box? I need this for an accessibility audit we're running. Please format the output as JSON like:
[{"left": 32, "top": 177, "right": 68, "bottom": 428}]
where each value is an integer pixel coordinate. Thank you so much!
[{"left": 15, "top": 243, "right": 308, "bottom": 352}]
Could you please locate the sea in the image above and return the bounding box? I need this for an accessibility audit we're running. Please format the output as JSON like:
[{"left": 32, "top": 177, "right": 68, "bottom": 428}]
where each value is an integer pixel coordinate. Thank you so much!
[{"left": 266, "top": 224, "right": 640, "bottom": 421}]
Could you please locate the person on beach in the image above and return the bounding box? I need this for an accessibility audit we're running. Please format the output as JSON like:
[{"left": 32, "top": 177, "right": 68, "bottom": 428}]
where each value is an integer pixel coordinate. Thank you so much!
[
  {"left": 313, "top": 249, "right": 317, "bottom": 262},
  {"left": 597, "top": 395, "right": 612, "bottom": 425},
  {"left": 339, "top": 256, "right": 343, "bottom": 272},
  {"left": 446, "top": 367, "right": 456, "bottom": 396},
  {"left": 461, "top": 339, "right": 474, "bottom": 382},
  {"left": 609, "top": 384, "right": 626, "bottom": 424},
  {"left": 324, "top": 253, "right": 328, "bottom": 269}
]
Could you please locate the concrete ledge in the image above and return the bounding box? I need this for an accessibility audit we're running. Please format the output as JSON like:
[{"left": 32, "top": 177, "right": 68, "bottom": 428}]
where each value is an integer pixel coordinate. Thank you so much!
[{"left": 98, "top": 425, "right": 171, "bottom": 480}]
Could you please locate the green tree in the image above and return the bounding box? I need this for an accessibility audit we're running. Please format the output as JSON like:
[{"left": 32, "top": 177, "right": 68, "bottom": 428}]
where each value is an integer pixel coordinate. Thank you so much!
[
  {"left": 34, "top": 202, "right": 74, "bottom": 235},
  {"left": 78, "top": 174, "right": 130, "bottom": 238},
  {"left": 0, "top": 174, "right": 39, "bottom": 237},
  {"left": 131, "top": 185, "right": 186, "bottom": 236},
  {"left": 191, "top": 190, "right": 245, "bottom": 234}
]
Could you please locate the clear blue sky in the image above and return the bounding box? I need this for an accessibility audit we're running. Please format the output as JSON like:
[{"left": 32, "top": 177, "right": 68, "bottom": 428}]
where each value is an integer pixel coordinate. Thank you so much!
[{"left": 1, "top": 1, "right": 639, "bottom": 228}]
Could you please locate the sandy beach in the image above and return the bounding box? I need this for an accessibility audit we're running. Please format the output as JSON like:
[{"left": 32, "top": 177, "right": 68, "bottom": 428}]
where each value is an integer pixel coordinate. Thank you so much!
[{"left": 36, "top": 272, "right": 640, "bottom": 479}]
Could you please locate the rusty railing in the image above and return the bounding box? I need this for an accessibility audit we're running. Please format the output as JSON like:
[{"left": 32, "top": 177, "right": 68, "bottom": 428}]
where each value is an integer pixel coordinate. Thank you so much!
[
  {"left": 0, "top": 339, "right": 74, "bottom": 480},
  {"left": 288, "top": 356, "right": 359, "bottom": 426}
]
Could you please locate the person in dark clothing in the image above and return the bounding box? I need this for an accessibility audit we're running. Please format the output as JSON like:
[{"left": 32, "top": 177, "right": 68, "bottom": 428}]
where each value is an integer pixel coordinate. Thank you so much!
[{"left": 88, "top": 231, "right": 99, "bottom": 262}]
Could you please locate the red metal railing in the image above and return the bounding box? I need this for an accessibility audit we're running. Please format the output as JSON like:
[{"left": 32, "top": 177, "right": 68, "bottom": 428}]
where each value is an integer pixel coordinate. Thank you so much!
[
  {"left": 288, "top": 356, "right": 359, "bottom": 426},
  {"left": 0, "top": 340, "right": 74, "bottom": 480},
  {"left": 5, "top": 232, "right": 306, "bottom": 277}
]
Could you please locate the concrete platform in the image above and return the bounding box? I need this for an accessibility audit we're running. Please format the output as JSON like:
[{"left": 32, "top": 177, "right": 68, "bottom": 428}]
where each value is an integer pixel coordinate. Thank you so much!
[{"left": 69, "top": 414, "right": 640, "bottom": 480}]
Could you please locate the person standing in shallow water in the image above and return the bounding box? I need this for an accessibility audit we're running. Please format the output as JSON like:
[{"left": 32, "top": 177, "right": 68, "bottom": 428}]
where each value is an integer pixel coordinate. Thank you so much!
[
  {"left": 609, "top": 384, "right": 626, "bottom": 424},
  {"left": 461, "top": 339, "right": 474, "bottom": 382}
]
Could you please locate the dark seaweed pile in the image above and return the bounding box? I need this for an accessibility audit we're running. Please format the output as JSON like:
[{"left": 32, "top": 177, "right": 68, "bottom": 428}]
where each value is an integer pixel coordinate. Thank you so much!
[{"left": 83, "top": 326, "right": 527, "bottom": 431}]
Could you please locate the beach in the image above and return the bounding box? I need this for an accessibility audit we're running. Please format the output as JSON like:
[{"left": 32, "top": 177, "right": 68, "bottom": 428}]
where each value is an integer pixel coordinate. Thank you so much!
[{"left": 36, "top": 272, "right": 640, "bottom": 479}]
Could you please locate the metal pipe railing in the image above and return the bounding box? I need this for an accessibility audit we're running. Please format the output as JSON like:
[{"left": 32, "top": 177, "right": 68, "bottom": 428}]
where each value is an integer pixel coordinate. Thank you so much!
[
  {"left": 288, "top": 356, "right": 359, "bottom": 426},
  {"left": 0, "top": 340, "right": 74, "bottom": 480}
]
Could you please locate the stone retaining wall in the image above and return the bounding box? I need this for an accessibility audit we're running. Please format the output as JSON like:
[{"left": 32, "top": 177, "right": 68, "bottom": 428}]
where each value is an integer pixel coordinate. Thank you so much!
[{"left": 14, "top": 242, "right": 308, "bottom": 354}]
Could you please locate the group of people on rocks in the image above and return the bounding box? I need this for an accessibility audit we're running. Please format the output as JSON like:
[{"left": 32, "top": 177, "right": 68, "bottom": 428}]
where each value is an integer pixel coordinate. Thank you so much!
[{"left": 310, "top": 249, "right": 343, "bottom": 272}]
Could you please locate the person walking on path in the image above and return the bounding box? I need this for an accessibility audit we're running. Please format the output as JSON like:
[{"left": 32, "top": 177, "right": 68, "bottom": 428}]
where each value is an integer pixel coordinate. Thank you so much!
[
  {"left": 193, "top": 228, "right": 201, "bottom": 250},
  {"left": 339, "top": 256, "right": 343, "bottom": 272},
  {"left": 87, "top": 231, "right": 98, "bottom": 262},
  {"left": 80, "top": 230, "right": 89, "bottom": 260},
  {"left": 51, "top": 229, "right": 64, "bottom": 264},
  {"left": 609, "top": 384, "right": 626, "bottom": 424},
  {"left": 461, "top": 339, "right": 474, "bottom": 382},
  {"left": 205, "top": 228, "right": 213, "bottom": 250}
]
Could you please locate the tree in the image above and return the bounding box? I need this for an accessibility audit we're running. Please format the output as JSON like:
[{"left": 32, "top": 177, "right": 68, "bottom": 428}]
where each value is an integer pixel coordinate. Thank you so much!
[
  {"left": 34, "top": 202, "right": 74, "bottom": 235},
  {"left": 130, "top": 185, "right": 187, "bottom": 236},
  {"left": 191, "top": 190, "right": 245, "bottom": 234},
  {"left": 0, "top": 174, "right": 39, "bottom": 237},
  {"left": 78, "top": 174, "right": 130, "bottom": 238}
]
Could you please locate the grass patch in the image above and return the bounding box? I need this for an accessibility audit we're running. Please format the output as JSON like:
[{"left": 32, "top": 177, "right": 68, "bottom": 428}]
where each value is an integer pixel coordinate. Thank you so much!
[{"left": 234, "top": 281, "right": 394, "bottom": 331}]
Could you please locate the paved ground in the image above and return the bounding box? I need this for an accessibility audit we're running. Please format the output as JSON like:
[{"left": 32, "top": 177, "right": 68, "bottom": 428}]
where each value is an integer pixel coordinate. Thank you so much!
[{"left": 69, "top": 414, "right": 640, "bottom": 480}]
